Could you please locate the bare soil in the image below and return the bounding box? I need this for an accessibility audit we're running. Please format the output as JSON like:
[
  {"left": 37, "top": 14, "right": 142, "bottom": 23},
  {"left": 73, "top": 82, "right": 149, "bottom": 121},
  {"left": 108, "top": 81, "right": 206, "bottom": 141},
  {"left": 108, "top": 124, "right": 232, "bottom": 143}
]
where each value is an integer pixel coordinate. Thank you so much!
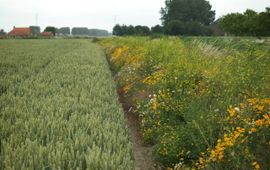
[{"left": 117, "top": 88, "right": 158, "bottom": 170}]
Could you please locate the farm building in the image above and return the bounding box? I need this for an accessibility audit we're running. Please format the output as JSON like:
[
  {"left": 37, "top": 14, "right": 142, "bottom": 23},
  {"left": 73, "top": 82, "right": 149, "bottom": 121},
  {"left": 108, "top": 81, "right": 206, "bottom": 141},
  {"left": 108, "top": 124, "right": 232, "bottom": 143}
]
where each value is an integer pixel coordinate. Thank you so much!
[
  {"left": 8, "top": 27, "right": 32, "bottom": 37},
  {"left": 41, "top": 31, "right": 54, "bottom": 38}
]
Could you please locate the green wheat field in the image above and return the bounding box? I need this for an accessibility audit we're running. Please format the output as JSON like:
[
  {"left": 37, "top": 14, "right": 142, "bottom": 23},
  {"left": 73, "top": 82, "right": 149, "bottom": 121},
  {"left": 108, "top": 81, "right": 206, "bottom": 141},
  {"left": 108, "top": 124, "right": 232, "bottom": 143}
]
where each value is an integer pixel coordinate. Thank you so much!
[{"left": 0, "top": 39, "right": 133, "bottom": 169}]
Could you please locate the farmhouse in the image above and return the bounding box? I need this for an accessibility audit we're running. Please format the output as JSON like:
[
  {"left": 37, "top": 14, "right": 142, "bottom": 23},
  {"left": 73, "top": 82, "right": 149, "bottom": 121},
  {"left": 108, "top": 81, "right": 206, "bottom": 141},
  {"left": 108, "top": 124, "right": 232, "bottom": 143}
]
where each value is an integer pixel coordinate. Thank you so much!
[
  {"left": 8, "top": 27, "right": 32, "bottom": 37},
  {"left": 41, "top": 31, "right": 54, "bottom": 38}
]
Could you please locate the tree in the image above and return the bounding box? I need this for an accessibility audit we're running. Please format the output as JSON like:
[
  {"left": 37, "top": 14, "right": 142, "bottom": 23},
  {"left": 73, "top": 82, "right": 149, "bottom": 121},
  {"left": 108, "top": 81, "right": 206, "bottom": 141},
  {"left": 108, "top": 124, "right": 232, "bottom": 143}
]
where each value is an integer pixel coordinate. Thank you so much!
[
  {"left": 151, "top": 25, "right": 164, "bottom": 34},
  {"left": 219, "top": 13, "right": 246, "bottom": 36},
  {"left": 185, "top": 21, "right": 211, "bottom": 35},
  {"left": 0, "top": 29, "right": 6, "bottom": 36},
  {"left": 161, "top": 0, "right": 215, "bottom": 35},
  {"left": 256, "top": 7, "right": 270, "bottom": 36},
  {"left": 243, "top": 9, "right": 259, "bottom": 36},
  {"left": 125, "top": 25, "right": 136, "bottom": 35},
  {"left": 44, "top": 26, "right": 56, "bottom": 35},
  {"left": 219, "top": 8, "right": 270, "bottom": 36},
  {"left": 113, "top": 24, "right": 123, "bottom": 36},
  {"left": 135, "top": 26, "right": 151, "bottom": 36},
  {"left": 121, "top": 25, "right": 129, "bottom": 35},
  {"left": 113, "top": 25, "right": 150, "bottom": 36},
  {"left": 161, "top": 0, "right": 215, "bottom": 26},
  {"left": 165, "top": 20, "right": 184, "bottom": 35}
]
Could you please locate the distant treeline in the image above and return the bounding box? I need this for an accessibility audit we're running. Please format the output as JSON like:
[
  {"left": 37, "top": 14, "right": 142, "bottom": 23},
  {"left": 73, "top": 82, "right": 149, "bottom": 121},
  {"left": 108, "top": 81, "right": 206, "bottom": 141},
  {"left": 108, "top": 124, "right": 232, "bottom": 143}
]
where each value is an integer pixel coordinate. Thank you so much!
[
  {"left": 113, "top": 0, "right": 269, "bottom": 37},
  {"left": 112, "top": 24, "right": 219, "bottom": 36},
  {"left": 0, "top": 26, "right": 110, "bottom": 37},
  {"left": 113, "top": 25, "right": 151, "bottom": 36},
  {"left": 220, "top": 8, "right": 270, "bottom": 36},
  {"left": 71, "top": 27, "right": 109, "bottom": 36},
  {"left": 113, "top": 0, "right": 220, "bottom": 36},
  {"left": 44, "top": 26, "right": 109, "bottom": 36}
]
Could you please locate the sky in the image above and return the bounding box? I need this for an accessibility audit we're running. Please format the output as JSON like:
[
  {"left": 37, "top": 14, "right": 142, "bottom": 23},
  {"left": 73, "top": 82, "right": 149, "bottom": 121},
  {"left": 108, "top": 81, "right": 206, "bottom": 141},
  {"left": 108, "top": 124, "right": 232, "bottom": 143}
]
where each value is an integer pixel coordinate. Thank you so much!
[{"left": 0, "top": 0, "right": 269, "bottom": 32}]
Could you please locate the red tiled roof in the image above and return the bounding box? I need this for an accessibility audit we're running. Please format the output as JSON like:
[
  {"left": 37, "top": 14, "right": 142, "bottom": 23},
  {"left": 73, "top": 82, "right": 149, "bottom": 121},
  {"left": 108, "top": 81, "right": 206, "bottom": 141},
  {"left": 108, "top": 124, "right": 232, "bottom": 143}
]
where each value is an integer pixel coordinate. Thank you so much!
[
  {"left": 8, "top": 27, "right": 32, "bottom": 36},
  {"left": 41, "top": 32, "right": 53, "bottom": 36}
]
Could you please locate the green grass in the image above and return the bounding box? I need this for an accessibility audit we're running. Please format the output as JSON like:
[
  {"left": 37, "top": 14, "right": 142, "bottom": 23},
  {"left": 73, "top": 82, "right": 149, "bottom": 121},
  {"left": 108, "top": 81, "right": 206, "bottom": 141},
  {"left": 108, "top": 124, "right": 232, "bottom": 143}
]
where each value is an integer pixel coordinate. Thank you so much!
[{"left": 0, "top": 39, "right": 133, "bottom": 169}]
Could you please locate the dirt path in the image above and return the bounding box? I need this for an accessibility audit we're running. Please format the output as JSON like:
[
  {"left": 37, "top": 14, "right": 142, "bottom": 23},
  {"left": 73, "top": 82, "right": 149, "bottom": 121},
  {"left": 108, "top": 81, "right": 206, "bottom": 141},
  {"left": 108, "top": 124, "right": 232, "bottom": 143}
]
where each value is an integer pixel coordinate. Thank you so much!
[
  {"left": 125, "top": 110, "right": 155, "bottom": 170},
  {"left": 117, "top": 89, "right": 157, "bottom": 170}
]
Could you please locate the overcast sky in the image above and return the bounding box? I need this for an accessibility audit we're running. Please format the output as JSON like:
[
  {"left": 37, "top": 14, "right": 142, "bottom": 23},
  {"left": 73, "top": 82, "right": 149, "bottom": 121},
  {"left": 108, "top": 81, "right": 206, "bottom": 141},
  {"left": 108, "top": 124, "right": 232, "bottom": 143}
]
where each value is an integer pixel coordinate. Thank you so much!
[{"left": 0, "top": 0, "right": 269, "bottom": 32}]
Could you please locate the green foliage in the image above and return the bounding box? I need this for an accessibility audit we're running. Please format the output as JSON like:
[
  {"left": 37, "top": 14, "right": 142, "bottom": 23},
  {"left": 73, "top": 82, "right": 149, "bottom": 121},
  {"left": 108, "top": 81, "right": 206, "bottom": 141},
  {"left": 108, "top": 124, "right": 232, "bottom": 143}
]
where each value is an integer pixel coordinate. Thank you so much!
[
  {"left": 0, "top": 40, "right": 134, "bottom": 169},
  {"left": 165, "top": 20, "right": 212, "bottom": 36},
  {"left": 44, "top": 26, "right": 56, "bottom": 35},
  {"left": 184, "top": 21, "right": 212, "bottom": 36},
  {"left": 161, "top": 0, "right": 215, "bottom": 35},
  {"left": 122, "top": 25, "right": 136, "bottom": 35},
  {"left": 113, "top": 24, "right": 124, "bottom": 36},
  {"left": 0, "top": 29, "right": 6, "bottom": 37},
  {"left": 220, "top": 8, "right": 270, "bottom": 36},
  {"left": 134, "top": 26, "right": 151, "bottom": 36},
  {"left": 151, "top": 25, "right": 164, "bottom": 34},
  {"left": 257, "top": 8, "right": 270, "bottom": 36},
  {"left": 100, "top": 36, "right": 270, "bottom": 169},
  {"left": 164, "top": 21, "right": 211, "bottom": 36},
  {"left": 0, "top": 29, "right": 5, "bottom": 34},
  {"left": 165, "top": 20, "right": 184, "bottom": 35},
  {"left": 113, "top": 25, "right": 151, "bottom": 36}
]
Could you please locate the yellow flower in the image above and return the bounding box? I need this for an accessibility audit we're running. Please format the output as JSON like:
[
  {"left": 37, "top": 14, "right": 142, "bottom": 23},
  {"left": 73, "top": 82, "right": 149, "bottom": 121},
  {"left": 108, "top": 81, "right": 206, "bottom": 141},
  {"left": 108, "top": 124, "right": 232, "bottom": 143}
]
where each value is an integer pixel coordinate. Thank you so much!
[
  {"left": 218, "top": 155, "right": 224, "bottom": 160},
  {"left": 252, "top": 161, "right": 260, "bottom": 170},
  {"left": 255, "top": 105, "right": 264, "bottom": 113},
  {"left": 227, "top": 106, "right": 237, "bottom": 117},
  {"left": 248, "top": 98, "right": 258, "bottom": 106},
  {"left": 150, "top": 95, "right": 159, "bottom": 111},
  {"left": 142, "top": 70, "right": 164, "bottom": 85},
  {"left": 255, "top": 119, "right": 264, "bottom": 126},
  {"left": 192, "top": 99, "right": 269, "bottom": 170},
  {"left": 250, "top": 127, "right": 257, "bottom": 133},
  {"left": 123, "top": 83, "right": 133, "bottom": 94},
  {"left": 255, "top": 164, "right": 260, "bottom": 170},
  {"left": 112, "top": 46, "right": 129, "bottom": 61},
  {"left": 263, "top": 98, "right": 270, "bottom": 104}
]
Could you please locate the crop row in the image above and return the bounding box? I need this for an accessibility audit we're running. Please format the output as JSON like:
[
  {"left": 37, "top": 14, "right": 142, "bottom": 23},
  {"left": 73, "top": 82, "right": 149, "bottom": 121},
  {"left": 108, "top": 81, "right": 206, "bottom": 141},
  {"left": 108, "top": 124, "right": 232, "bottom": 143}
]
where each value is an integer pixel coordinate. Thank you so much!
[{"left": 0, "top": 40, "right": 133, "bottom": 169}]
